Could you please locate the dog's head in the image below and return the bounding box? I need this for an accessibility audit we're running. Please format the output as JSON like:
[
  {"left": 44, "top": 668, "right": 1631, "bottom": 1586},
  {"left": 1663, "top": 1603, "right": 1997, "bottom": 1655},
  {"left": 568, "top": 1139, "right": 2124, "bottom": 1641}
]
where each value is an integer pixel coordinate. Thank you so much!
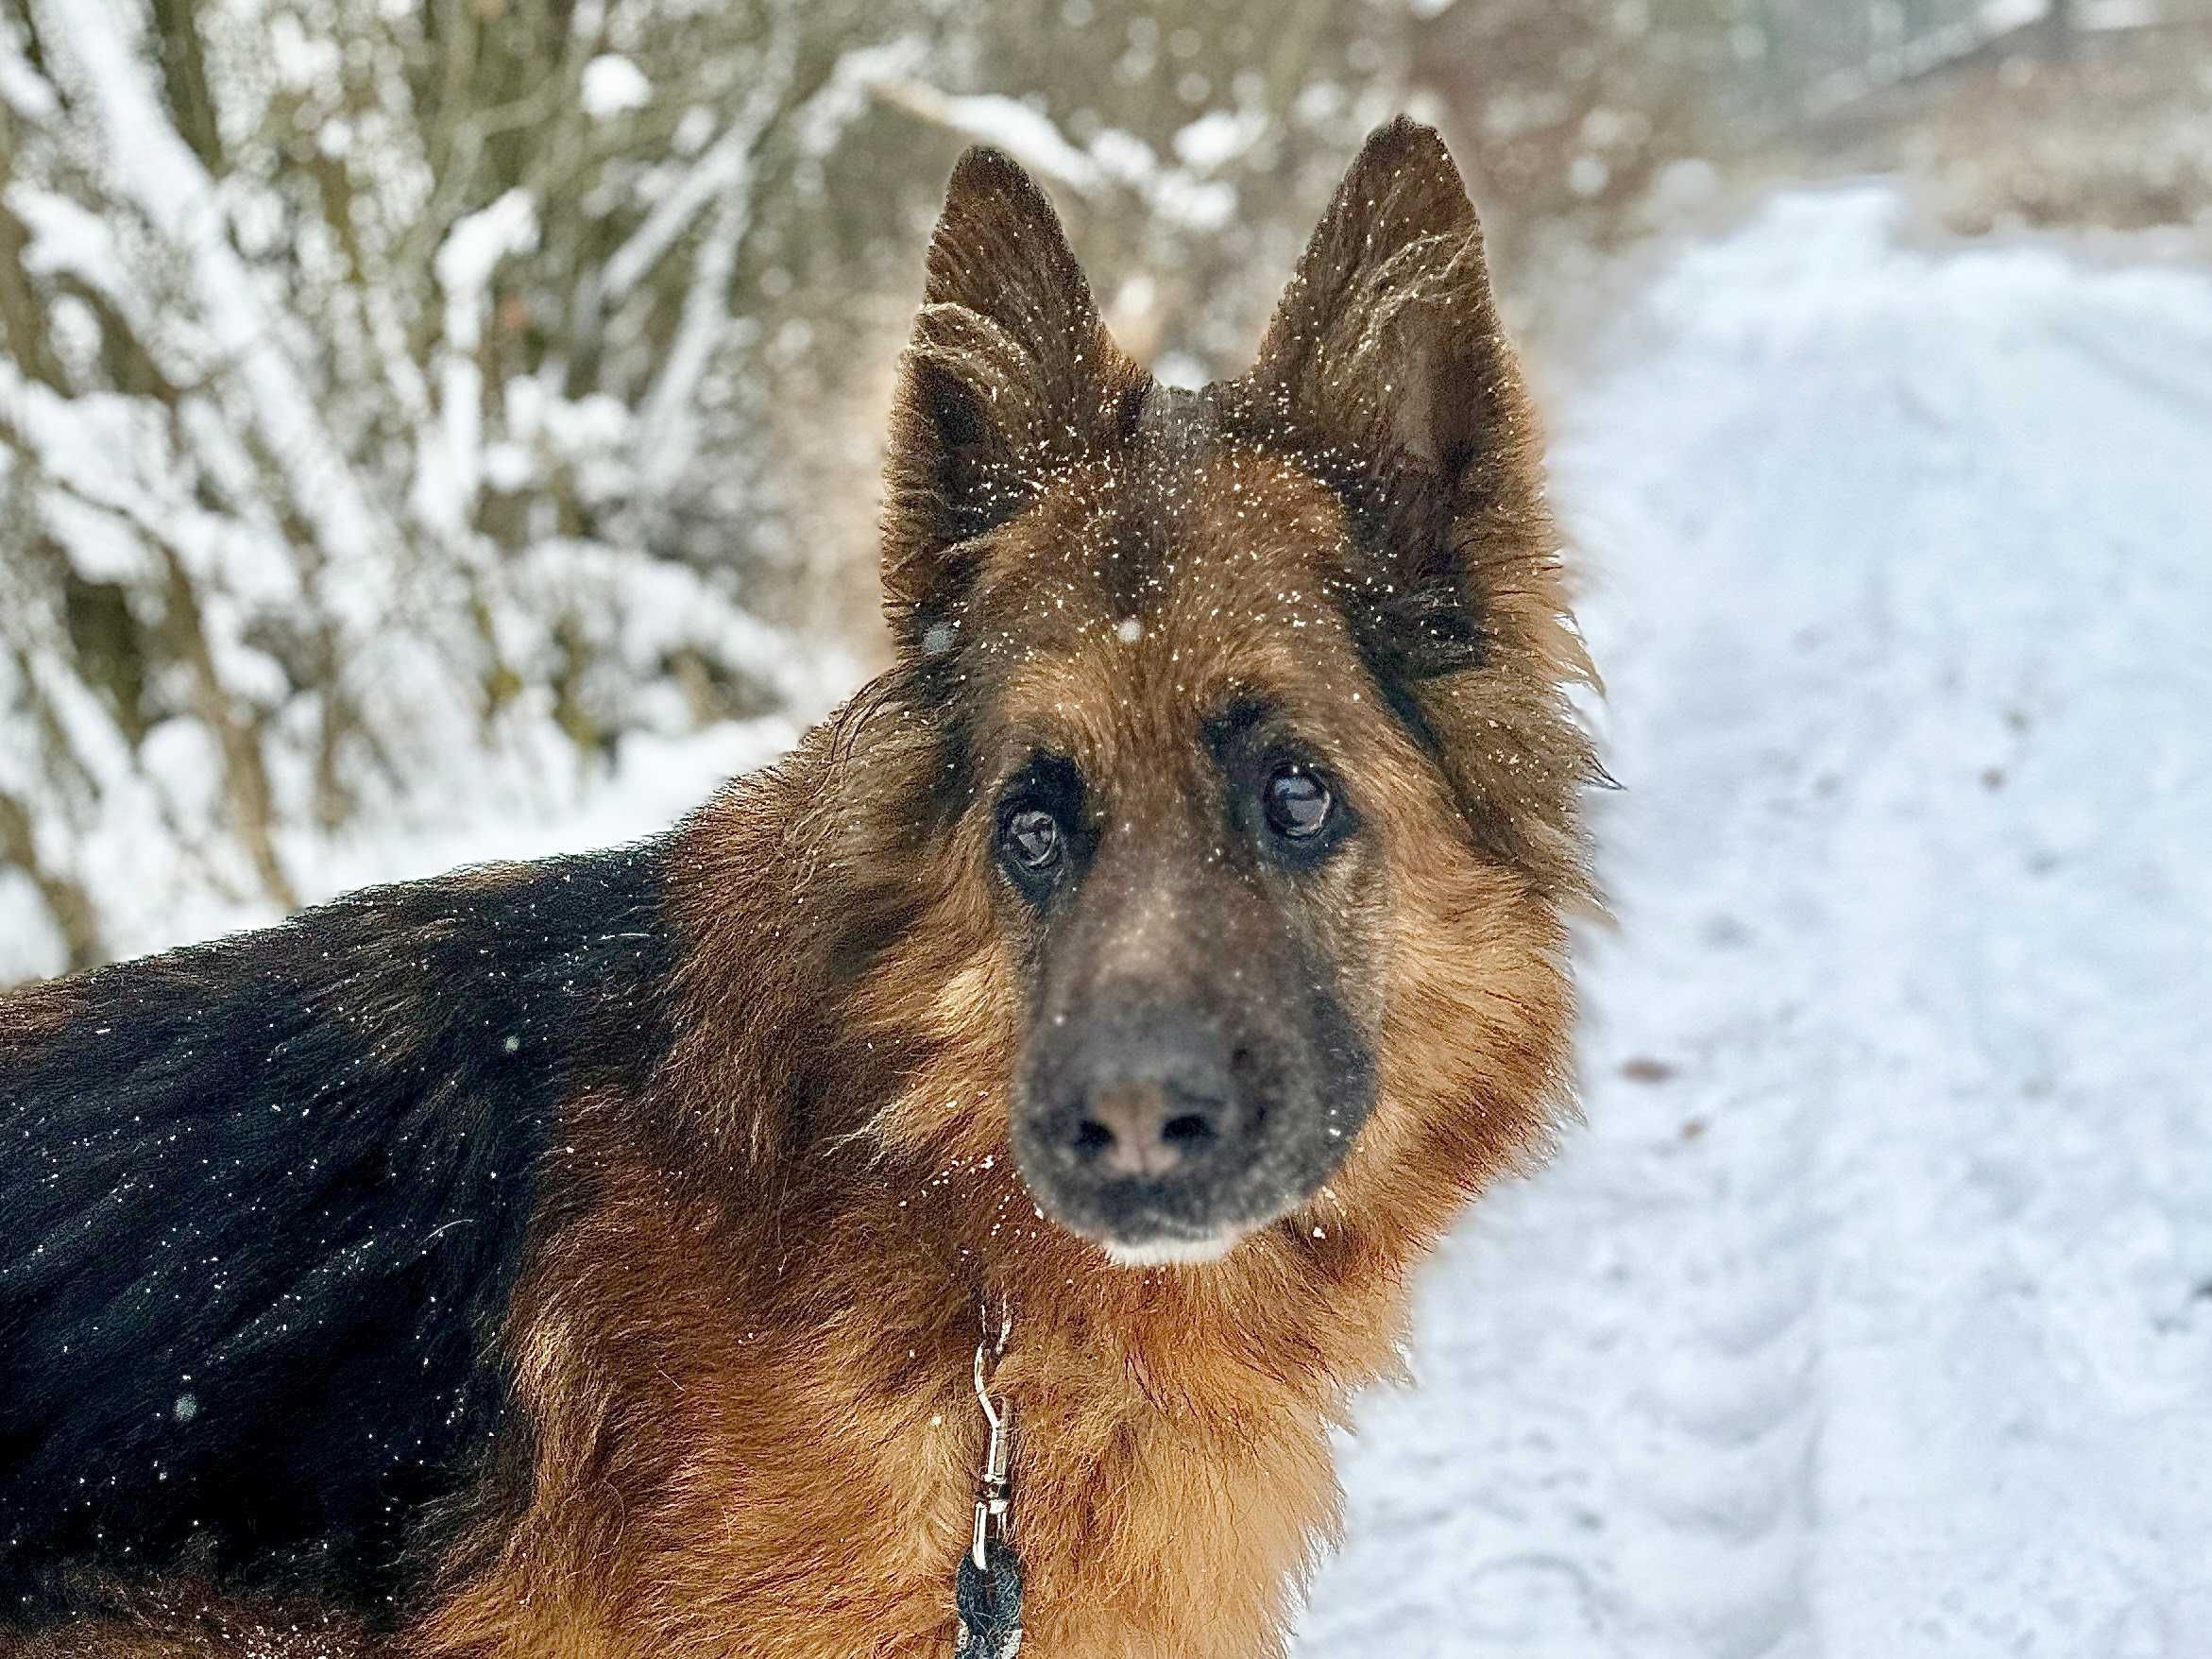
[{"left": 858, "top": 121, "right": 1593, "bottom": 1269}]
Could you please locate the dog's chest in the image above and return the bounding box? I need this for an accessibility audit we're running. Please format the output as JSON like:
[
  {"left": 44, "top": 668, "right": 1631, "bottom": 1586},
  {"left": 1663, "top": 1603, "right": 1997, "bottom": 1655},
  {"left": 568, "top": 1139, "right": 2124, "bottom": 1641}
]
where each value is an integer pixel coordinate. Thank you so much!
[
  {"left": 983, "top": 1377, "right": 1339, "bottom": 1659},
  {"left": 434, "top": 1171, "right": 1353, "bottom": 1659}
]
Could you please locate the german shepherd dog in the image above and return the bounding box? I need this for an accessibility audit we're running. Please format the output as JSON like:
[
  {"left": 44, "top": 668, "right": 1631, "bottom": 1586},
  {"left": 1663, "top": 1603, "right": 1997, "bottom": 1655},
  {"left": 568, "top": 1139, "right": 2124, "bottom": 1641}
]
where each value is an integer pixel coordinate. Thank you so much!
[{"left": 0, "top": 120, "right": 1596, "bottom": 1658}]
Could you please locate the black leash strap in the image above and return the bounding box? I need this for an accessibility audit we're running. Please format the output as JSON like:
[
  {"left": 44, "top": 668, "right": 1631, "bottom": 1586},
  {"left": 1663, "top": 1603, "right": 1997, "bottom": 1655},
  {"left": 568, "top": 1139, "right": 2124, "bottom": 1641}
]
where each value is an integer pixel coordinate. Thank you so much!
[{"left": 955, "top": 1535, "right": 1024, "bottom": 1658}]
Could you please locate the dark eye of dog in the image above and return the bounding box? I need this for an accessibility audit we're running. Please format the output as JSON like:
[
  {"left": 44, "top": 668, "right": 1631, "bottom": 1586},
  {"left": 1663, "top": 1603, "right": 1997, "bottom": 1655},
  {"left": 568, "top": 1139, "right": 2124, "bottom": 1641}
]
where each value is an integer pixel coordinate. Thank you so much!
[
  {"left": 1264, "top": 767, "right": 1333, "bottom": 839},
  {"left": 995, "top": 753, "right": 1086, "bottom": 897},
  {"left": 1003, "top": 808, "right": 1063, "bottom": 871}
]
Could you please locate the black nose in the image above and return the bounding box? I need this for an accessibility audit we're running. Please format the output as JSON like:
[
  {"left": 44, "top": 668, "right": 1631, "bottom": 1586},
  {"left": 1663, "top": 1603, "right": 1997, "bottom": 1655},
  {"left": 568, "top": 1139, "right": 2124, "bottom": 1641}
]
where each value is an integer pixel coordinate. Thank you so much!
[
  {"left": 1072, "top": 1080, "right": 1225, "bottom": 1178},
  {"left": 1043, "top": 1004, "right": 1243, "bottom": 1185}
]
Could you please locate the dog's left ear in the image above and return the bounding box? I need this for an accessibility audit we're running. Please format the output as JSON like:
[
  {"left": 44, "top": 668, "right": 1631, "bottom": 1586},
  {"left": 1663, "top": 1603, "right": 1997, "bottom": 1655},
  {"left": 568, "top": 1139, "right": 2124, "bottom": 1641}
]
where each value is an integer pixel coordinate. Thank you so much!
[
  {"left": 1253, "top": 117, "right": 1523, "bottom": 488},
  {"left": 882, "top": 147, "right": 1143, "bottom": 659},
  {"left": 1250, "top": 118, "right": 1539, "bottom": 686}
]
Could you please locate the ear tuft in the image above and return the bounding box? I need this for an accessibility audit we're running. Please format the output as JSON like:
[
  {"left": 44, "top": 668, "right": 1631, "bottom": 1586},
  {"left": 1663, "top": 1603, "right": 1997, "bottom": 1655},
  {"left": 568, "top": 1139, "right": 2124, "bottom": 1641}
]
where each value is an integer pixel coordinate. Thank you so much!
[
  {"left": 1331, "top": 115, "right": 1478, "bottom": 248},
  {"left": 1245, "top": 119, "right": 1551, "bottom": 727}
]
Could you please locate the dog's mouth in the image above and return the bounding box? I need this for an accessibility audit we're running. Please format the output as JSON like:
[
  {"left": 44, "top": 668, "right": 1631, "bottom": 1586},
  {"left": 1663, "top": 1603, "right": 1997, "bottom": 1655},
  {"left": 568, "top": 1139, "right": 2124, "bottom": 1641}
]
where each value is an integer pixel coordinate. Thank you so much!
[
  {"left": 1098, "top": 1228, "right": 1244, "bottom": 1269},
  {"left": 1009, "top": 1108, "right": 1343, "bottom": 1271}
]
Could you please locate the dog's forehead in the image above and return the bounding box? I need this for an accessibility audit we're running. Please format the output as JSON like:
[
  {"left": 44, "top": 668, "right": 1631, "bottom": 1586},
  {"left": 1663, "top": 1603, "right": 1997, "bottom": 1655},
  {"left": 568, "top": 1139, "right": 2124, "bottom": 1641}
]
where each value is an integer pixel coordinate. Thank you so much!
[
  {"left": 972, "top": 438, "right": 1351, "bottom": 651},
  {"left": 961, "top": 436, "right": 1372, "bottom": 778}
]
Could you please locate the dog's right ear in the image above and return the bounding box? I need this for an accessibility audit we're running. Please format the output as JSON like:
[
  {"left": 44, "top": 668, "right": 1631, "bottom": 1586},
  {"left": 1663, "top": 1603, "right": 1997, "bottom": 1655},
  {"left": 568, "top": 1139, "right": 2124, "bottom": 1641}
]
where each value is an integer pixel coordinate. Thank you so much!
[{"left": 881, "top": 148, "right": 1142, "bottom": 659}]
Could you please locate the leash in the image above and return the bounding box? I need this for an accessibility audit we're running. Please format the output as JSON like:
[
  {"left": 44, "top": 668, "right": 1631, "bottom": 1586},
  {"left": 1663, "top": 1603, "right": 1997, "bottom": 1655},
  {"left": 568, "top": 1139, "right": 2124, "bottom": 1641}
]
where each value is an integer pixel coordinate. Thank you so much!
[{"left": 955, "top": 1296, "right": 1023, "bottom": 1658}]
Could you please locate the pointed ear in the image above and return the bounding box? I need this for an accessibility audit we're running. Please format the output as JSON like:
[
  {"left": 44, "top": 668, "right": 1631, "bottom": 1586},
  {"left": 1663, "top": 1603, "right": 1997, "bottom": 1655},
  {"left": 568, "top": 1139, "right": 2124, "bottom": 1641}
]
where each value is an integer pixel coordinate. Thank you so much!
[
  {"left": 881, "top": 147, "right": 1142, "bottom": 658},
  {"left": 1253, "top": 118, "right": 1522, "bottom": 488},
  {"left": 1246, "top": 119, "right": 1547, "bottom": 698}
]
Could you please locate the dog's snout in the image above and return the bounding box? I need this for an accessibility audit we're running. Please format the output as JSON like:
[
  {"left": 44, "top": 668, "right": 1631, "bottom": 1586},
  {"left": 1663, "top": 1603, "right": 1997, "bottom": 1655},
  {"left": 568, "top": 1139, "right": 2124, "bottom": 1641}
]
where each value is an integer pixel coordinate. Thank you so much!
[
  {"left": 1012, "top": 919, "right": 1372, "bottom": 1259},
  {"left": 1043, "top": 1002, "right": 1244, "bottom": 1189},
  {"left": 1069, "top": 1079, "right": 1226, "bottom": 1178}
]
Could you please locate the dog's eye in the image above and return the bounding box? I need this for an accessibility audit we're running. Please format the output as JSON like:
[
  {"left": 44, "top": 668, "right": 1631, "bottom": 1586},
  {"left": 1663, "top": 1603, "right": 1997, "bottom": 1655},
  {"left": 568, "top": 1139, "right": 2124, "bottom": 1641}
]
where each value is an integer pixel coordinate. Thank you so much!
[
  {"left": 1264, "top": 767, "right": 1332, "bottom": 840},
  {"left": 1003, "top": 808, "right": 1064, "bottom": 872}
]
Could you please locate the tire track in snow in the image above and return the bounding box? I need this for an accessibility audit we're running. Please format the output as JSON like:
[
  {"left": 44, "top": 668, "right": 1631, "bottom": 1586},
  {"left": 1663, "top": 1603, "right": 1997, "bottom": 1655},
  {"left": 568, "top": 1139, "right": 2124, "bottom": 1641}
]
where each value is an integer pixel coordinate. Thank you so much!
[{"left": 1582, "top": 472, "right": 1880, "bottom": 1659}]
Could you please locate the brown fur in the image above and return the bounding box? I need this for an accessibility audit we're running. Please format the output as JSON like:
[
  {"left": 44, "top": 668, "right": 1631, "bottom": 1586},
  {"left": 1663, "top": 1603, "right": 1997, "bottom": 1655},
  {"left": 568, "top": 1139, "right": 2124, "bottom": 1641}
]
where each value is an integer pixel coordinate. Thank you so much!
[{"left": 5, "top": 121, "right": 1593, "bottom": 1659}]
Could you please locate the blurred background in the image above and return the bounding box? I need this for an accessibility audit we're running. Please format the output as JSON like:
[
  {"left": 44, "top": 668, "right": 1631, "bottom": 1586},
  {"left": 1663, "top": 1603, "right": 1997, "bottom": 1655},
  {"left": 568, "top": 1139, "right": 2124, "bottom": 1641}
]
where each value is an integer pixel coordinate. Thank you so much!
[
  {"left": 4, "top": 0, "right": 2208, "bottom": 977},
  {"left": 3, "top": 4, "right": 2209, "bottom": 1654}
]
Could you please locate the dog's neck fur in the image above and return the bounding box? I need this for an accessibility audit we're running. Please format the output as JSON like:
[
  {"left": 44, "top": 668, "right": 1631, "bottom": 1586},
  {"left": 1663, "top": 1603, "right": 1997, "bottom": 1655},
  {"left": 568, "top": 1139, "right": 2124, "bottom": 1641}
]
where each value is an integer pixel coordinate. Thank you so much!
[{"left": 424, "top": 718, "right": 1451, "bottom": 1659}]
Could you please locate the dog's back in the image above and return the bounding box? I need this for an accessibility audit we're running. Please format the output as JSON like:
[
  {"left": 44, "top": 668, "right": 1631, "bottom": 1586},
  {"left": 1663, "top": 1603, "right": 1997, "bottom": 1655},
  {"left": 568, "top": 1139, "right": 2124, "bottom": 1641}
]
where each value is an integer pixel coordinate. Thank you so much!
[{"left": 0, "top": 847, "right": 674, "bottom": 1620}]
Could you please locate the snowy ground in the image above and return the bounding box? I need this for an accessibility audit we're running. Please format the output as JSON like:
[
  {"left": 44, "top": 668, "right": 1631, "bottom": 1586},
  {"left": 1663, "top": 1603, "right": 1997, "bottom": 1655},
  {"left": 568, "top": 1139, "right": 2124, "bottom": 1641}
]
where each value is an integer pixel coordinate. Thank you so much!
[{"left": 1301, "top": 187, "right": 2212, "bottom": 1658}]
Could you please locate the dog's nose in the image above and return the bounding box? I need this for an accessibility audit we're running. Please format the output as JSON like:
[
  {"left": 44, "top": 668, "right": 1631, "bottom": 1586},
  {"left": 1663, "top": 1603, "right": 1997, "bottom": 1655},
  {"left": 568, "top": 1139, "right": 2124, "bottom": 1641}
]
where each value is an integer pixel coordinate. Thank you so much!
[
  {"left": 1044, "top": 1002, "right": 1243, "bottom": 1185},
  {"left": 1072, "top": 1080, "right": 1225, "bottom": 1178}
]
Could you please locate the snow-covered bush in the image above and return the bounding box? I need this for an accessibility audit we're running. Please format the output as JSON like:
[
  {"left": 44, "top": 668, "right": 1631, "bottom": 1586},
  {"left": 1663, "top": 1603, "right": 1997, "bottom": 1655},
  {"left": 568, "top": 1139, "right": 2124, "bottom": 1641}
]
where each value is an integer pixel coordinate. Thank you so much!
[{"left": 1, "top": 0, "right": 914, "bottom": 972}]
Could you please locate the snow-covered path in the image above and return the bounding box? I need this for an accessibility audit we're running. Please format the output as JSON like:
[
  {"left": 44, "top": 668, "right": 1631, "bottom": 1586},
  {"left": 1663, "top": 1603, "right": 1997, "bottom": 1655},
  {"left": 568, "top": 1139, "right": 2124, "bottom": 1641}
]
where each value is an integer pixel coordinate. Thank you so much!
[{"left": 1301, "top": 189, "right": 2212, "bottom": 1659}]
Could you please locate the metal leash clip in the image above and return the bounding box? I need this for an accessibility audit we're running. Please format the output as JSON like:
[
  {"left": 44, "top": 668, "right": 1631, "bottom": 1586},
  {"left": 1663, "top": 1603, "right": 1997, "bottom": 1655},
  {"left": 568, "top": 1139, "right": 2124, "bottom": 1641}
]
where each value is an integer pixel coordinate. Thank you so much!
[
  {"left": 971, "top": 1300, "right": 1012, "bottom": 1571},
  {"left": 955, "top": 1297, "right": 1022, "bottom": 1659}
]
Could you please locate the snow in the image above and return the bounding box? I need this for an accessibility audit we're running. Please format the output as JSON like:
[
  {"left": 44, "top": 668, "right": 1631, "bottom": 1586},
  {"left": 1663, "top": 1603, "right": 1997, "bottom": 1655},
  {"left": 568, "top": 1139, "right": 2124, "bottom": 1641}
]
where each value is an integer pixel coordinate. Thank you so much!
[
  {"left": 598, "top": 53, "right": 787, "bottom": 309},
  {"left": 789, "top": 36, "right": 930, "bottom": 160},
  {"left": 617, "top": 35, "right": 796, "bottom": 495},
  {"left": 1171, "top": 109, "right": 1262, "bottom": 170},
  {"left": 869, "top": 84, "right": 1107, "bottom": 194},
  {"left": 0, "top": 714, "right": 804, "bottom": 978},
  {"left": 1300, "top": 188, "right": 2212, "bottom": 1657},
  {"left": 865, "top": 86, "right": 1242, "bottom": 231},
  {"left": 580, "top": 54, "right": 652, "bottom": 120},
  {"left": 1569, "top": 153, "right": 1611, "bottom": 199},
  {"left": 0, "top": 29, "right": 60, "bottom": 121},
  {"left": 1981, "top": 0, "right": 2048, "bottom": 33},
  {"left": 7, "top": 184, "right": 122, "bottom": 293},
  {"left": 1088, "top": 125, "right": 1240, "bottom": 231},
  {"left": 434, "top": 191, "right": 539, "bottom": 352},
  {"left": 2, "top": 0, "right": 878, "bottom": 986},
  {"left": 421, "top": 189, "right": 537, "bottom": 538},
  {"left": 46, "top": 0, "right": 400, "bottom": 593}
]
